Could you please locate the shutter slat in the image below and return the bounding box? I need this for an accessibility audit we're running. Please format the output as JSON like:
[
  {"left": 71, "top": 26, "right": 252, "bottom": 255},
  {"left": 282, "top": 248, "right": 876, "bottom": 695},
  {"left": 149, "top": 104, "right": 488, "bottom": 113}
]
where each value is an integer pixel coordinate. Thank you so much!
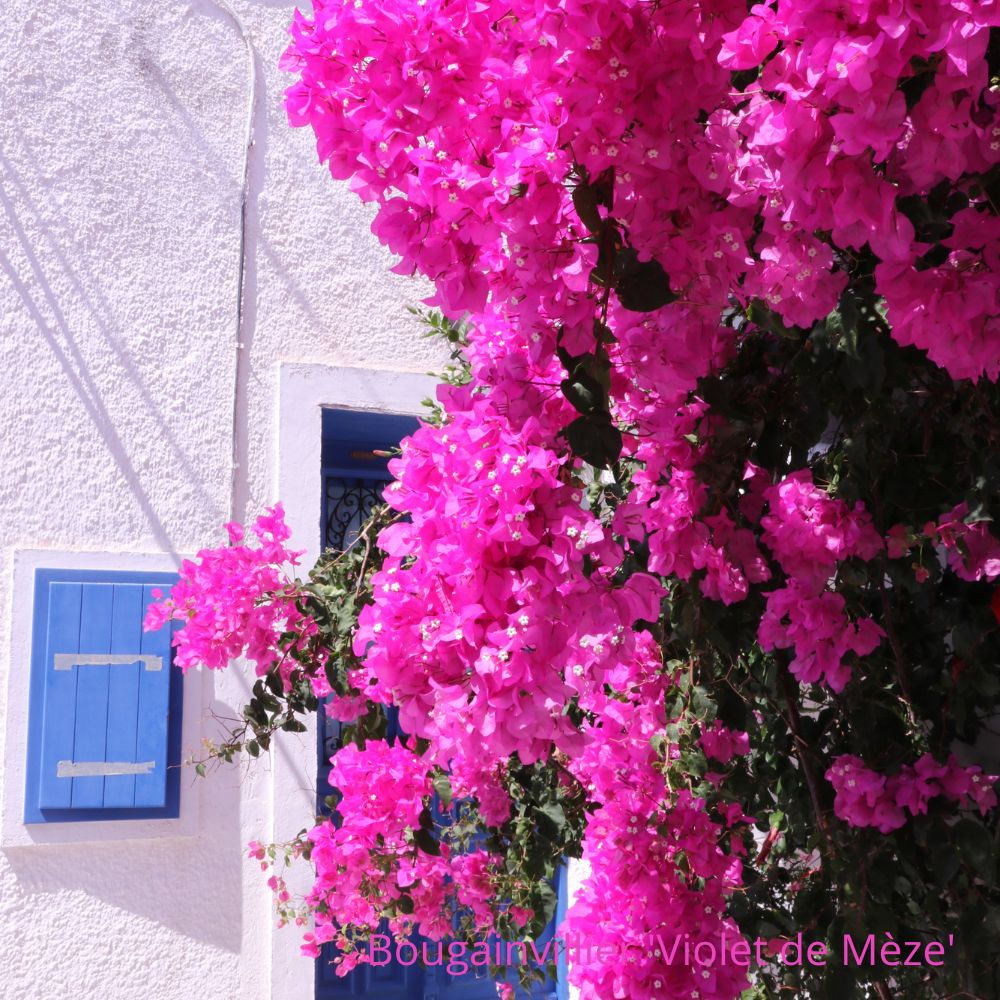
[
  {"left": 71, "top": 584, "right": 114, "bottom": 807},
  {"left": 26, "top": 569, "right": 183, "bottom": 824},
  {"left": 134, "top": 584, "right": 172, "bottom": 807},
  {"left": 38, "top": 583, "right": 82, "bottom": 810},
  {"left": 104, "top": 584, "right": 143, "bottom": 807}
]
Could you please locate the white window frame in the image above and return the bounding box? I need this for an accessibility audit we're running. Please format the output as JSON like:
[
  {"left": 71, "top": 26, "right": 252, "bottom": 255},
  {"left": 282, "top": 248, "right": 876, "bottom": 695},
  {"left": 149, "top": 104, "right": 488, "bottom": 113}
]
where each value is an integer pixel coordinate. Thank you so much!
[
  {"left": 0, "top": 548, "right": 204, "bottom": 846},
  {"left": 272, "top": 362, "right": 435, "bottom": 1000}
]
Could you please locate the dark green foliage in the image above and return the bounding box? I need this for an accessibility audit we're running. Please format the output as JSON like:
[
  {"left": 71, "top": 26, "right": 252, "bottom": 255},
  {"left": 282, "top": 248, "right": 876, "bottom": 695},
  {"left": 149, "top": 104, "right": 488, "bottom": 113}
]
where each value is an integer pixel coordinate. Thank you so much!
[
  {"left": 224, "top": 304, "right": 1000, "bottom": 999},
  {"left": 643, "top": 282, "right": 1000, "bottom": 999}
]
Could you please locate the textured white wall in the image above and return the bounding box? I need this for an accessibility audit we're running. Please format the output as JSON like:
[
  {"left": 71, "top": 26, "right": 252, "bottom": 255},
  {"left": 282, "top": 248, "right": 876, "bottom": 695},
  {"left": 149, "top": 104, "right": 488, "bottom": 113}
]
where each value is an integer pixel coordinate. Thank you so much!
[{"left": 0, "top": 2, "right": 439, "bottom": 998}]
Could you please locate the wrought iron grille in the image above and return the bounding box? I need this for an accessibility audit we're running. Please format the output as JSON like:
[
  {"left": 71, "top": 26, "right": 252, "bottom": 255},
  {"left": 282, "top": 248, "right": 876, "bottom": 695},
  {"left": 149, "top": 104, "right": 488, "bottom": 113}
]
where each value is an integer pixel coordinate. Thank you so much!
[{"left": 322, "top": 474, "right": 387, "bottom": 551}]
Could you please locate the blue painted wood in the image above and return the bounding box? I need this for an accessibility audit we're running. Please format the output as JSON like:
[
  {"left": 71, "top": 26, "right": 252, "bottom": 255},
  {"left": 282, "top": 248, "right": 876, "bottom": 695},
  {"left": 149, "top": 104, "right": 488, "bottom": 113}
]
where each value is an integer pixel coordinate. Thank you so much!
[
  {"left": 365, "top": 946, "right": 425, "bottom": 996},
  {"left": 134, "top": 584, "right": 172, "bottom": 808},
  {"left": 315, "top": 695, "right": 564, "bottom": 1000},
  {"left": 555, "top": 864, "right": 569, "bottom": 1000},
  {"left": 316, "top": 919, "right": 425, "bottom": 999},
  {"left": 71, "top": 583, "right": 114, "bottom": 807},
  {"left": 322, "top": 474, "right": 388, "bottom": 551},
  {"left": 104, "top": 584, "right": 143, "bottom": 807},
  {"left": 38, "top": 582, "right": 82, "bottom": 810},
  {"left": 320, "top": 409, "right": 419, "bottom": 550},
  {"left": 25, "top": 568, "right": 183, "bottom": 824},
  {"left": 430, "top": 877, "right": 561, "bottom": 1000},
  {"left": 320, "top": 409, "right": 420, "bottom": 476},
  {"left": 318, "top": 411, "right": 565, "bottom": 1000}
]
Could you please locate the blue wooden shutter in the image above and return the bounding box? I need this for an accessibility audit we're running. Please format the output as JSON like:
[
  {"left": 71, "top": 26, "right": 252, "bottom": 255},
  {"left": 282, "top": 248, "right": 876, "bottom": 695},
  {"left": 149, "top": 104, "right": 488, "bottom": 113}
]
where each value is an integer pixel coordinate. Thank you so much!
[{"left": 25, "top": 569, "right": 183, "bottom": 823}]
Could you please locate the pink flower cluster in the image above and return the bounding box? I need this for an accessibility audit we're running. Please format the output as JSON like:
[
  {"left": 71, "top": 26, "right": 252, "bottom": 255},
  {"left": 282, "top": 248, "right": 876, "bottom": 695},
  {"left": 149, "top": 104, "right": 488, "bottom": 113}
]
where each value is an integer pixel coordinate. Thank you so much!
[
  {"left": 700, "top": 721, "right": 751, "bottom": 766},
  {"left": 563, "top": 636, "right": 751, "bottom": 1000},
  {"left": 887, "top": 502, "right": 1000, "bottom": 583},
  {"left": 758, "top": 583, "right": 885, "bottom": 692},
  {"left": 934, "top": 503, "right": 1000, "bottom": 583},
  {"left": 284, "top": 0, "right": 1000, "bottom": 384},
  {"left": 759, "top": 472, "right": 883, "bottom": 589},
  {"left": 826, "top": 753, "right": 998, "bottom": 834},
  {"left": 617, "top": 468, "right": 772, "bottom": 608},
  {"left": 303, "top": 739, "right": 499, "bottom": 969},
  {"left": 353, "top": 385, "right": 663, "bottom": 765},
  {"left": 262, "top": 1, "right": 1000, "bottom": 994},
  {"left": 756, "top": 472, "right": 885, "bottom": 690},
  {"left": 718, "top": 0, "right": 1000, "bottom": 379},
  {"left": 144, "top": 505, "right": 316, "bottom": 688}
]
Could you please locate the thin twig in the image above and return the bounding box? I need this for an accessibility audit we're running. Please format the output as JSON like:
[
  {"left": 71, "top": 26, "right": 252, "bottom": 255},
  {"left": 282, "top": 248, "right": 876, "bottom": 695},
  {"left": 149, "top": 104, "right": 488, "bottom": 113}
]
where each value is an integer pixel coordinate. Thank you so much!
[
  {"left": 778, "top": 661, "right": 834, "bottom": 861},
  {"left": 873, "top": 978, "right": 893, "bottom": 1000},
  {"left": 878, "top": 562, "right": 919, "bottom": 732}
]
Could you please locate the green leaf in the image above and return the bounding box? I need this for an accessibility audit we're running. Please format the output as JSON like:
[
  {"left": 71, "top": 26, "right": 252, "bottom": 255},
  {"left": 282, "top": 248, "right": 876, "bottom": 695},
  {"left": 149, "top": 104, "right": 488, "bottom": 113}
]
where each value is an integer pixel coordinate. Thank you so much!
[
  {"left": 594, "top": 319, "right": 616, "bottom": 344},
  {"left": 433, "top": 773, "right": 453, "bottom": 809},
  {"left": 536, "top": 802, "right": 566, "bottom": 840},
  {"left": 413, "top": 827, "right": 441, "bottom": 856},
  {"left": 536, "top": 880, "right": 559, "bottom": 923},
  {"left": 591, "top": 166, "right": 615, "bottom": 211},
  {"left": 589, "top": 241, "right": 615, "bottom": 288},
  {"left": 244, "top": 701, "right": 268, "bottom": 727},
  {"left": 560, "top": 372, "right": 606, "bottom": 416},
  {"left": 563, "top": 414, "right": 623, "bottom": 469},
  {"left": 955, "top": 817, "right": 995, "bottom": 877},
  {"left": 613, "top": 249, "right": 677, "bottom": 312},
  {"left": 572, "top": 184, "right": 602, "bottom": 234}
]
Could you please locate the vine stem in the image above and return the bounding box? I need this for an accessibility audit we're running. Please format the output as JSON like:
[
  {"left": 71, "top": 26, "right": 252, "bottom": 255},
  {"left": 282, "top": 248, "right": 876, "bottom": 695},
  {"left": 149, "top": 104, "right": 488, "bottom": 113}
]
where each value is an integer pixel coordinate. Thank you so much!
[
  {"left": 873, "top": 978, "right": 894, "bottom": 1000},
  {"left": 778, "top": 661, "right": 834, "bottom": 861},
  {"left": 871, "top": 489, "right": 919, "bottom": 732},
  {"left": 877, "top": 560, "right": 919, "bottom": 732}
]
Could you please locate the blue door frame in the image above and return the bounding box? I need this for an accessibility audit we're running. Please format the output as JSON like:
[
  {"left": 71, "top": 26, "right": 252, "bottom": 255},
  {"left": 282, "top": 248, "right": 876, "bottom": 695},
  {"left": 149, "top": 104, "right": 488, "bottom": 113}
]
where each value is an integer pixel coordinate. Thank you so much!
[{"left": 317, "top": 409, "right": 568, "bottom": 1000}]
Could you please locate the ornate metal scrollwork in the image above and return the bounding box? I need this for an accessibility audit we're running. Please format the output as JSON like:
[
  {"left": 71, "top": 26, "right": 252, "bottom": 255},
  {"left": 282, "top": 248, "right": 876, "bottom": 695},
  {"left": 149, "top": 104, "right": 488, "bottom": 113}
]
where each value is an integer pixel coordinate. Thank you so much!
[{"left": 323, "top": 474, "right": 386, "bottom": 551}]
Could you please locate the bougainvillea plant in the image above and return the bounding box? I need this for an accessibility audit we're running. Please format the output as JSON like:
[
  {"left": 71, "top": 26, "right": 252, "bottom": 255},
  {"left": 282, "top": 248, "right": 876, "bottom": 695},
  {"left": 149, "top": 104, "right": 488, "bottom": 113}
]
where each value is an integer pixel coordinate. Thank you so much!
[{"left": 151, "top": 1, "right": 1000, "bottom": 997}]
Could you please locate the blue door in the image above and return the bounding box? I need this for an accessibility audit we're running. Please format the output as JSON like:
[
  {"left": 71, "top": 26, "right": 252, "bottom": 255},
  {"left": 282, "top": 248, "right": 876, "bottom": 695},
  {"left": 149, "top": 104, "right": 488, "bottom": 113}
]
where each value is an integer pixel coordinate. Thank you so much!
[
  {"left": 317, "top": 409, "right": 566, "bottom": 1000},
  {"left": 316, "top": 705, "right": 564, "bottom": 1000}
]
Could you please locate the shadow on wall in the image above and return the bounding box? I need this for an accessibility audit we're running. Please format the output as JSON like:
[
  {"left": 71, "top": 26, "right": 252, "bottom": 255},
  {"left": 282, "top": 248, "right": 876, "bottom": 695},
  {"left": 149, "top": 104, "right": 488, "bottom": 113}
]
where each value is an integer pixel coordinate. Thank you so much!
[
  {"left": 0, "top": 13, "right": 246, "bottom": 545},
  {"left": 0, "top": 0, "right": 310, "bottom": 546},
  {"left": 0, "top": 169, "right": 194, "bottom": 559},
  {"left": 1, "top": 692, "right": 246, "bottom": 956},
  {"left": 137, "top": 0, "right": 337, "bottom": 522},
  {"left": 180, "top": 0, "right": 332, "bottom": 337}
]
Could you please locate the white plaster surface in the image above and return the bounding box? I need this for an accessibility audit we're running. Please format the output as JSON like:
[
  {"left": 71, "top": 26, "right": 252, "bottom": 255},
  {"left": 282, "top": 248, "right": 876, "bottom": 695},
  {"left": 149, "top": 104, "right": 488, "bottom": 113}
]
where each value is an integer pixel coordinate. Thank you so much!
[
  {"left": 0, "top": 2, "right": 441, "bottom": 998},
  {"left": 272, "top": 364, "right": 436, "bottom": 999}
]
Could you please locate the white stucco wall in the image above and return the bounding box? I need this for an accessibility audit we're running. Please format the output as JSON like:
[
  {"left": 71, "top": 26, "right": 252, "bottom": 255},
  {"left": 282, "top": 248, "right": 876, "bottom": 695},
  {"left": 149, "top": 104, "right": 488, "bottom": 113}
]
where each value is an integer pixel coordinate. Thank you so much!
[{"left": 0, "top": 2, "right": 439, "bottom": 998}]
